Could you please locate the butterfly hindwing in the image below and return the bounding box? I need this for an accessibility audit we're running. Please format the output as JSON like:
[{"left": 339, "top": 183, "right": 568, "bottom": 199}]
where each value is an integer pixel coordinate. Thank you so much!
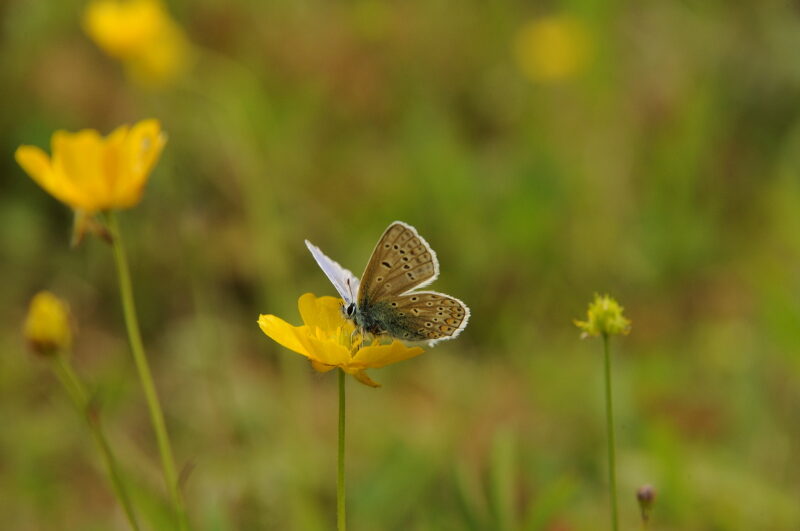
[
  {"left": 358, "top": 221, "right": 439, "bottom": 304},
  {"left": 381, "top": 291, "right": 470, "bottom": 344}
]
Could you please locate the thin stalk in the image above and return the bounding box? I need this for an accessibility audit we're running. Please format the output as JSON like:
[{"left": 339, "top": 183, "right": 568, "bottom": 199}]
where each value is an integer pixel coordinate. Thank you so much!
[
  {"left": 52, "top": 355, "right": 140, "bottom": 530},
  {"left": 602, "top": 333, "right": 619, "bottom": 531},
  {"left": 107, "top": 211, "right": 187, "bottom": 530},
  {"left": 337, "top": 368, "right": 346, "bottom": 531}
]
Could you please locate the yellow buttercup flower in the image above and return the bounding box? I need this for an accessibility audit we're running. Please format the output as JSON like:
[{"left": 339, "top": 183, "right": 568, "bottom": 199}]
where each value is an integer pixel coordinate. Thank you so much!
[
  {"left": 125, "top": 23, "right": 190, "bottom": 87},
  {"left": 259, "top": 294, "right": 425, "bottom": 387},
  {"left": 514, "top": 14, "right": 590, "bottom": 83},
  {"left": 83, "top": 0, "right": 191, "bottom": 87},
  {"left": 84, "top": 0, "right": 167, "bottom": 58},
  {"left": 24, "top": 291, "right": 72, "bottom": 356},
  {"left": 15, "top": 119, "right": 166, "bottom": 213},
  {"left": 574, "top": 293, "right": 631, "bottom": 338}
]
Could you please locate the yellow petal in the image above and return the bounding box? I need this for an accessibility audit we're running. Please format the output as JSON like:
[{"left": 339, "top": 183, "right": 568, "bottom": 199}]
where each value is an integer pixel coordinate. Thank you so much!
[
  {"left": 15, "top": 145, "right": 51, "bottom": 181},
  {"left": 298, "top": 293, "right": 348, "bottom": 333},
  {"left": 83, "top": 0, "right": 166, "bottom": 59},
  {"left": 258, "top": 314, "right": 311, "bottom": 358},
  {"left": 15, "top": 146, "right": 85, "bottom": 209},
  {"left": 310, "top": 360, "right": 337, "bottom": 373},
  {"left": 514, "top": 16, "right": 590, "bottom": 83},
  {"left": 102, "top": 124, "right": 130, "bottom": 201},
  {"left": 51, "top": 129, "right": 108, "bottom": 210},
  {"left": 107, "top": 123, "right": 131, "bottom": 144},
  {"left": 126, "top": 23, "right": 191, "bottom": 87},
  {"left": 113, "top": 119, "right": 165, "bottom": 207},
  {"left": 351, "top": 340, "right": 424, "bottom": 369},
  {"left": 295, "top": 332, "right": 351, "bottom": 367},
  {"left": 259, "top": 313, "right": 350, "bottom": 367}
]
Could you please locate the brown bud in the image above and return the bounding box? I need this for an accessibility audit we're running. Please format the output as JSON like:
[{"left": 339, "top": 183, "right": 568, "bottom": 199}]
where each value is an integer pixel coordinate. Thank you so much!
[{"left": 636, "top": 484, "right": 656, "bottom": 523}]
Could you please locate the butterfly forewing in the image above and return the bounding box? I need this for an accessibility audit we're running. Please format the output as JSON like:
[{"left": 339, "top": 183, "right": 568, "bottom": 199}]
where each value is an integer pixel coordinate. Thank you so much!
[
  {"left": 305, "top": 240, "right": 360, "bottom": 305},
  {"left": 388, "top": 292, "right": 470, "bottom": 343},
  {"left": 358, "top": 222, "right": 439, "bottom": 304}
]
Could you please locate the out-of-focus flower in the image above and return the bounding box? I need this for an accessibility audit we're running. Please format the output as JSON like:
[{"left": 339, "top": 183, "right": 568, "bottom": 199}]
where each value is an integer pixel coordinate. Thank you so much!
[
  {"left": 24, "top": 291, "right": 72, "bottom": 356},
  {"left": 15, "top": 119, "right": 165, "bottom": 243},
  {"left": 83, "top": 0, "right": 191, "bottom": 87},
  {"left": 259, "top": 294, "right": 425, "bottom": 387},
  {"left": 574, "top": 294, "right": 631, "bottom": 338},
  {"left": 514, "top": 14, "right": 590, "bottom": 83},
  {"left": 15, "top": 119, "right": 166, "bottom": 213}
]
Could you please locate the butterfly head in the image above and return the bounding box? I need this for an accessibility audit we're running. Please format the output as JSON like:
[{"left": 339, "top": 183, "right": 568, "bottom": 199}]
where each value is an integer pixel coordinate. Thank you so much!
[{"left": 343, "top": 301, "right": 356, "bottom": 320}]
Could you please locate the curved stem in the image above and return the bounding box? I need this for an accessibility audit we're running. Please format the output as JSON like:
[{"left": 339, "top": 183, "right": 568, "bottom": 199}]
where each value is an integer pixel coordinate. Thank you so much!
[
  {"left": 337, "top": 368, "right": 346, "bottom": 531},
  {"left": 602, "top": 333, "right": 619, "bottom": 531},
  {"left": 52, "top": 355, "right": 140, "bottom": 530},
  {"left": 107, "top": 211, "right": 188, "bottom": 530}
]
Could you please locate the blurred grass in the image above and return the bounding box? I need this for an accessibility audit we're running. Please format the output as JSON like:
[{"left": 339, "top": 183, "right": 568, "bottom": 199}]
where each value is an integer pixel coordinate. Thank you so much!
[{"left": 2, "top": 0, "right": 800, "bottom": 529}]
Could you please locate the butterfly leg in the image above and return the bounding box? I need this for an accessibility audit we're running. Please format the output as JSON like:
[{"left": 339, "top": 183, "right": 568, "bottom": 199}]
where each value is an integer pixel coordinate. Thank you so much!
[{"left": 350, "top": 327, "right": 366, "bottom": 350}]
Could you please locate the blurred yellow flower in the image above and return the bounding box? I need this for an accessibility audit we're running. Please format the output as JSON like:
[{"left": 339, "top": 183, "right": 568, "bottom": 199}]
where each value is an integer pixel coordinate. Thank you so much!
[
  {"left": 24, "top": 291, "right": 72, "bottom": 356},
  {"left": 575, "top": 294, "right": 631, "bottom": 338},
  {"left": 83, "top": 0, "right": 191, "bottom": 87},
  {"left": 259, "top": 294, "right": 425, "bottom": 387},
  {"left": 15, "top": 119, "right": 166, "bottom": 213},
  {"left": 514, "top": 15, "right": 590, "bottom": 83}
]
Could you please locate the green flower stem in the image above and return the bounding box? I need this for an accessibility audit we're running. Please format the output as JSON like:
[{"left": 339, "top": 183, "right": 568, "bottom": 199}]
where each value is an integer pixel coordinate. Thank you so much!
[
  {"left": 337, "top": 368, "right": 347, "bottom": 531},
  {"left": 51, "top": 354, "right": 140, "bottom": 530},
  {"left": 602, "top": 333, "right": 619, "bottom": 531},
  {"left": 107, "top": 212, "right": 187, "bottom": 530}
]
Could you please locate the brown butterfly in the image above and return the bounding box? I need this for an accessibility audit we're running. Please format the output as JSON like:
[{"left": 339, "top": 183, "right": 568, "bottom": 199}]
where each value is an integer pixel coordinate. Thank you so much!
[{"left": 306, "top": 221, "right": 469, "bottom": 345}]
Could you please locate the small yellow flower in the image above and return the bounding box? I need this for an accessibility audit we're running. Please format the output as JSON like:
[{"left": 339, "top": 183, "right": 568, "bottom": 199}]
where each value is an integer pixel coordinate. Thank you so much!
[
  {"left": 84, "top": 0, "right": 167, "bottom": 58},
  {"left": 15, "top": 119, "right": 166, "bottom": 213},
  {"left": 83, "top": 0, "right": 191, "bottom": 87},
  {"left": 514, "top": 14, "right": 590, "bottom": 83},
  {"left": 258, "top": 294, "right": 425, "bottom": 387},
  {"left": 24, "top": 291, "right": 73, "bottom": 356},
  {"left": 574, "top": 294, "right": 631, "bottom": 338},
  {"left": 125, "top": 23, "right": 190, "bottom": 87}
]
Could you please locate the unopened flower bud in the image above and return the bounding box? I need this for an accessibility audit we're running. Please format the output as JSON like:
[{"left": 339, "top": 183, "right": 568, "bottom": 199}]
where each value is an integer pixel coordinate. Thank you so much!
[
  {"left": 574, "top": 293, "right": 631, "bottom": 338},
  {"left": 24, "top": 291, "right": 72, "bottom": 356},
  {"left": 636, "top": 484, "right": 656, "bottom": 523}
]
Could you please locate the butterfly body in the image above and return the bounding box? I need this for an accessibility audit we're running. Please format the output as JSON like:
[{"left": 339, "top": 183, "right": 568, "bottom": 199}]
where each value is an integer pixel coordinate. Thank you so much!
[
  {"left": 306, "top": 221, "right": 469, "bottom": 346},
  {"left": 354, "top": 299, "right": 413, "bottom": 338}
]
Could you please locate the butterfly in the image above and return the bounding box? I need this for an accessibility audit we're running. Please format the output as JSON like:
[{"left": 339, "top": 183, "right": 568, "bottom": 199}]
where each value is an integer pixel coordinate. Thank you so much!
[{"left": 305, "top": 221, "right": 469, "bottom": 346}]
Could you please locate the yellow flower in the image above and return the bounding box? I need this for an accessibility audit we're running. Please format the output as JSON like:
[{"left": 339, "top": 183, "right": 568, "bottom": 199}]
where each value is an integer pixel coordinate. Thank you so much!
[
  {"left": 24, "top": 291, "right": 73, "bottom": 356},
  {"left": 574, "top": 294, "right": 631, "bottom": 338},
  {"left": 258, "top": 294, "right": 425, "bottom": 387},
  {"left": 83, "top": 0, "right": 191, "bottom": 87},
  {"left": 125, "top": 23, "right": 190, "bottom": 87},
  {"left": 84, "top": 0, "right": 167, "bottom": 58},
  {"left": 514, "top": 15, "right": 590, "bottom": 83},
  {"left": 15, "top": 119, "right": 166, "bottom": 213}
]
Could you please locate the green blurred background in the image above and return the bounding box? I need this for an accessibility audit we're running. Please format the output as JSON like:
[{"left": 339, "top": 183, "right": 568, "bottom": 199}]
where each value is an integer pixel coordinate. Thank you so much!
[{"left": 3, "top": 0, "right": 800, "bottom": 529}]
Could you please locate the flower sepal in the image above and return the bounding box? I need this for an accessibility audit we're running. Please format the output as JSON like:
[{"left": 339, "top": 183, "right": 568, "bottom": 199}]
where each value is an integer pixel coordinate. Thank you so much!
[{"left": 71, "top": 211, "right": 113, "bottom": 247}]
